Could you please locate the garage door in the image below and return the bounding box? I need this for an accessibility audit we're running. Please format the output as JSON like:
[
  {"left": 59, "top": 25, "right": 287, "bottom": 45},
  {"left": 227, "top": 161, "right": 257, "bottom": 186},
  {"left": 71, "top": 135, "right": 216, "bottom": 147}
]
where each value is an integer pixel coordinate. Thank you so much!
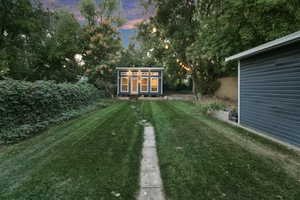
[{"left": 240, "top": 42, "right": 300, "bottom": 147}]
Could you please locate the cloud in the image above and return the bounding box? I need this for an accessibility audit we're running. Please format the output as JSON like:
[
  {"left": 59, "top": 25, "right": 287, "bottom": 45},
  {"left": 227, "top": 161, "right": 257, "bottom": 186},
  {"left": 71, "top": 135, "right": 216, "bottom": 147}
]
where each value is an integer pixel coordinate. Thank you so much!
[
  {"left": 41, "top": 0, "right": 153, "bottom": 30},
  {"left": 42, "top": 0, "right": 57, "bottom": 7},
  {"left": 121, "top": 18, "right": 147, "bottom": 30}
]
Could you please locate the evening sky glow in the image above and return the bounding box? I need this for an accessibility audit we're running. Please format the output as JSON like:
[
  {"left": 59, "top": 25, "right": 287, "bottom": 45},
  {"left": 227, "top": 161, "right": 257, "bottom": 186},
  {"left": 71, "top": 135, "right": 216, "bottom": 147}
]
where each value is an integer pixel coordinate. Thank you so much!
[{"left": 41, "top": 0, "right": 153, "bottom": 47}]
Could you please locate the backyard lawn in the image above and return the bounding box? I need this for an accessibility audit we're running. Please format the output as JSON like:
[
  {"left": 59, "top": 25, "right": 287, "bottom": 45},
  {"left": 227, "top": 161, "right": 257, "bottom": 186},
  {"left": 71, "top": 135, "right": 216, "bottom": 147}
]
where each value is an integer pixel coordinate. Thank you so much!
[
  {"left": 140, "top": 101, "right": 300, "bottom": 200},
  {"left": 1, "top": 100, "right": 300, "bottom": 200},
  {"left": 0, "top": 101, "right": 143, "bottom": 200}
]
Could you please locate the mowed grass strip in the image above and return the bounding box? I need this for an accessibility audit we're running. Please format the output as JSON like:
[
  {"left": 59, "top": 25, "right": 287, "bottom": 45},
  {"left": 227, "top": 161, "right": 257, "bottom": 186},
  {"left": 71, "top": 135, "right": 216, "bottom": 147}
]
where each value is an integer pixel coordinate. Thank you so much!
[
  {"left": 0, "top": 101, "right": 143, "bottom": 200},
  {"left": 170, "top": 101, "right": 300, "bottom": 179},
  {"left": 140, "top": 101, "right": 300, "bottom": 200}
]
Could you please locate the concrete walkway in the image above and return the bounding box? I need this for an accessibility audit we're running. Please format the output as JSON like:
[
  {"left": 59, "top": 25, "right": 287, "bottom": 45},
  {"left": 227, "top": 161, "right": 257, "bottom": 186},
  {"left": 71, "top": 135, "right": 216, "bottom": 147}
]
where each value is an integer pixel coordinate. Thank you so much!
[{"left": 137, "top": 125, "right": 165, "bottom": 200}]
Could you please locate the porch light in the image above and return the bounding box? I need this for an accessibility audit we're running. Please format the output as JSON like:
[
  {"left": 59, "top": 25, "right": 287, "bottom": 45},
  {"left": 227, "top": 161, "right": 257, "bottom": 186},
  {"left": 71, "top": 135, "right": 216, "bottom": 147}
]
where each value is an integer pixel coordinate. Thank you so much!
[{"left": 165, "top": 44, "right": 169, "bottom": 49}]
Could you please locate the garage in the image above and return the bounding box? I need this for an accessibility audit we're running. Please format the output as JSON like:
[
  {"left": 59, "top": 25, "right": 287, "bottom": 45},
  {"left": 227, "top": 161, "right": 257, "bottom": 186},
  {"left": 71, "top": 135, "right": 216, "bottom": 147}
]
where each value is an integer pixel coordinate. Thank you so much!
[{"left": 226, "top": 31, "right": 300, "bottom": 147}]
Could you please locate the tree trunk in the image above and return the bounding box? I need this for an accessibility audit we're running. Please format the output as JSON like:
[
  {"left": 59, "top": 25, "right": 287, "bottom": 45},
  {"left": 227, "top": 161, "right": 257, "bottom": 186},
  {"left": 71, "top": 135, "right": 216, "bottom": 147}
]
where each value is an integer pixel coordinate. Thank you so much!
[
  {"left": 191, "top": 72, "right": 199, "bottom": 101},
  {"left": 192, "top": 77, "right": 196, "bottom": 95}
]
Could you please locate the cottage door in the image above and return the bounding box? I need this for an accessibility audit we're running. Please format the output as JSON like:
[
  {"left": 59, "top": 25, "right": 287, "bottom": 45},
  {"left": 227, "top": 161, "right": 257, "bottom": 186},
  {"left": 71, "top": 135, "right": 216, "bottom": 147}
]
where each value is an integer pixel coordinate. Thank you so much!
[{"left": 131, "top": 77, "right": 138, "bottom": 94}]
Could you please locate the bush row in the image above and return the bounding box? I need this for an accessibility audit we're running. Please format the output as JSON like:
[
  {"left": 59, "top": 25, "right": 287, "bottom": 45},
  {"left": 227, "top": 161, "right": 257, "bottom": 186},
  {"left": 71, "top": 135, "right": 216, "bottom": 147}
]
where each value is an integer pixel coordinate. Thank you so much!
[{"left": 0, "top": 79, "right": 104, "bottom": 144}]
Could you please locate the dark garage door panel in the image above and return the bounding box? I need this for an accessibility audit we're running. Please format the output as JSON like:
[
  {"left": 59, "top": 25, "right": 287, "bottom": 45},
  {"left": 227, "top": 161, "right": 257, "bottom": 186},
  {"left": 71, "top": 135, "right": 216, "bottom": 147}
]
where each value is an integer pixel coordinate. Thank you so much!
[{"left": 240, "top": 42, "right": 300, "bottom": 147}]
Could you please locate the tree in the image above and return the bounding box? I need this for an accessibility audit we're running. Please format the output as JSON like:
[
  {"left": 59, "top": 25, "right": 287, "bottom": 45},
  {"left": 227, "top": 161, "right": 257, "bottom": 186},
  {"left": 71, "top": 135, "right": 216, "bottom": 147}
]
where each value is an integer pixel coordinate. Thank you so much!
[
  {"left": 0, "top": 0, "right": 49, "bottom": 79},
  {"left": 137, "top": 0, "right": 201, "bottom": 96},
  {"left": 138, "top": 0, "right": 300, "bottom": 97},
  {"left": 79, "top": 0, "right": 97, "bottom": 26},
  {"left": 79, "top": 0, "right": 124, "bottom": 26},
  {"left": 33, "top": 10, "right": 85, "bottom": 82},
  {"left": 116, "top": 43, "right": 143, "bottom": 67},
  {"left": 79, "top": 0, "right": 123, "bottom": 96},
  {"left": 0, "top": 1, "right": 85, "bottom": 82},
  {"left": 193, "top": 0, "right": 300, "bottom": 76}
]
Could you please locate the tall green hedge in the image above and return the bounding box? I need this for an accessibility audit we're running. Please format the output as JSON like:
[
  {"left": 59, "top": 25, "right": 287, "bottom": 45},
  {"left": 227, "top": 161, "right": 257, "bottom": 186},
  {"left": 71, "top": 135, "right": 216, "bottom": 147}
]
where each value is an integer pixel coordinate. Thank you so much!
[{"left": 0, "top": 79, "right": 103, "bottom": 143}]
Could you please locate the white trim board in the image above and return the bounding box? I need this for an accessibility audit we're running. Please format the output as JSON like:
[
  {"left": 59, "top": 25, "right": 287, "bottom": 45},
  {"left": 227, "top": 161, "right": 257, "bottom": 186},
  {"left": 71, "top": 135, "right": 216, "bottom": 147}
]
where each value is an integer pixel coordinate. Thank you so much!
[
  {"left": 117, "top": 70, "right": 119, "bottom": 95},
  {"left": 161, "top": 71, "right": 163, "bottom": 94},
  {"left": 238, "top": 61, "right": 240, "bottom": 124},
  {"left": 116, "top": 67, "right": 164, "bottom": 71}
]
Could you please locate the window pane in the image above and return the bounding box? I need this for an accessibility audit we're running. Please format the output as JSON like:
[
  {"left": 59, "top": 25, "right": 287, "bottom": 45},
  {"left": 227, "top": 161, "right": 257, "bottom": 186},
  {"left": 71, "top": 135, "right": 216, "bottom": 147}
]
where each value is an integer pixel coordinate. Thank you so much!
[
  {"left": 141, "top": 79, "right": 148, "bottom": 85},
  {"left": 122, "top": 85, "right": 128, "bottom": 91},
  {"left": 151, "top": 72, "right": 159, "bottom": 76},
  {"left": 141, "top": 78, "right": 148, "bottom": 92},
  {"left": 151, "top": 78, "right": 158, "bottom": 92},
  {"left": 142, "top": 85, "right": 147, "bottom": 91},
  {"left": 121, "top": 77, "right": 128, "bottom": 92},
  {"left": 121, "top": 72, "right": 128, "bottom": 75},
  {"left": 121, "top": 78, "right": 128, "bottom": 84}
]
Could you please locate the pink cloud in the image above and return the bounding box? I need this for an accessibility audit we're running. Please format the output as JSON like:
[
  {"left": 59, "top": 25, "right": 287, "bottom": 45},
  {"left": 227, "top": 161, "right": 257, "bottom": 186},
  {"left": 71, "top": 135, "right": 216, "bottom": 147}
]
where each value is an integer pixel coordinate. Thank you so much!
[{"left": 121, "top": 18, "right": 147, "bottom": 30}]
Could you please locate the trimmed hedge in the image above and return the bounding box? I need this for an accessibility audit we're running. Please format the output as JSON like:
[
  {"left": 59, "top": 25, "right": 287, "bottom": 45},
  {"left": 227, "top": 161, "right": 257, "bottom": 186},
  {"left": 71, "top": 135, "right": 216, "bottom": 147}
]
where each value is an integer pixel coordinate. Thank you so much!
[{"left": 0, "top": 79, "right": 104, "bottom": 144}]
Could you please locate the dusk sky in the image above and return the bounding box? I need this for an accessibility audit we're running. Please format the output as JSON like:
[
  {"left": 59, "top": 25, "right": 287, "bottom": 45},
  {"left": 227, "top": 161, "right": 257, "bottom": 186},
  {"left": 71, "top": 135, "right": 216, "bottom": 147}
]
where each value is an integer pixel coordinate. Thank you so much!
[{"left": 41, "top": 0, "right": 153, "bottom": 47}]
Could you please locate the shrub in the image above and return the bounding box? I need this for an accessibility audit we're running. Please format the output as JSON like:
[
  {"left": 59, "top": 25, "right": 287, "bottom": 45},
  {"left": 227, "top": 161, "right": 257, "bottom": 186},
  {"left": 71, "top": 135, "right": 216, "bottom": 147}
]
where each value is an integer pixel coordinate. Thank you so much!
[
  {"left": 197, "top": 101, "right": 227, "bottom": 115},
  {"left": 0, "top": 79, "right": 104, "bottom": 144},
  {"left": 198, "top": 79, "right": 221, "bottom": 96}
]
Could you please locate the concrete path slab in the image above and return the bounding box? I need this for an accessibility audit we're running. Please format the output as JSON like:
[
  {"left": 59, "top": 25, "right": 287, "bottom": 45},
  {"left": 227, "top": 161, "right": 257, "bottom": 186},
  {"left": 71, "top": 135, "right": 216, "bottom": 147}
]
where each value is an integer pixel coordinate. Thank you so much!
[{"left": 137, "top": 125, "right": 165, "bottom": 200}]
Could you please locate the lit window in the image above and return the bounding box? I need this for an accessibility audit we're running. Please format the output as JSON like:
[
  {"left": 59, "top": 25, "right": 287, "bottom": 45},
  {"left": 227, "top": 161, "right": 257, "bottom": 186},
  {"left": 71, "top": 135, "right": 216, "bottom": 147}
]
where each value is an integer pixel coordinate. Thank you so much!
[
  {"left": 151, "top": 78, "right": 158, "bottom": 92},
  {"left": 121, "top": 77, "right": 128, "bottom": 92},
  {"left": 150, "top": 72, "right": 159, "bottom": 76},
  {"left": 141, "top": 78, "right": 148, "bottom": 92},
  {"left": 121, "top": 72, "right": 128, "bottom": 76},
  {"left": 132, "top": 72, "right": 138, "bottom": 75},
  {"left": 141, "top": 72, "right": 149, "bottom": 76}
]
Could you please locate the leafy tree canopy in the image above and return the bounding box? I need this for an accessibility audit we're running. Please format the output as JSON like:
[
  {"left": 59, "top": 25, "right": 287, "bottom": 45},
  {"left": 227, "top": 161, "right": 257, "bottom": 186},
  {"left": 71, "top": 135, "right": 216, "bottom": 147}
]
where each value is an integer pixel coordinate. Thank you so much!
[{"left": 137, "top": 0, "right": 300, "bottom": 96}]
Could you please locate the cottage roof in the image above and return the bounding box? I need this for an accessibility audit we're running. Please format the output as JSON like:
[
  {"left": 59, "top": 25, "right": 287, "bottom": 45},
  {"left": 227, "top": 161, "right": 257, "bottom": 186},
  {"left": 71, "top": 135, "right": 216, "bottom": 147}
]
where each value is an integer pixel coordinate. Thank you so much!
[{"left": 116, "top": 67, "right": 164, "bottom": 71}]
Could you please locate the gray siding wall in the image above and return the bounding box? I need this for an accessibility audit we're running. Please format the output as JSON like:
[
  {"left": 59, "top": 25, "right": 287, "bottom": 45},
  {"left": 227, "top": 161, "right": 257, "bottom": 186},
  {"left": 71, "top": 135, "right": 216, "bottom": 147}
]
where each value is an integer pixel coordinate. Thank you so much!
[{"left": 240, "top": 41, "right": 300, "bottom": 147}]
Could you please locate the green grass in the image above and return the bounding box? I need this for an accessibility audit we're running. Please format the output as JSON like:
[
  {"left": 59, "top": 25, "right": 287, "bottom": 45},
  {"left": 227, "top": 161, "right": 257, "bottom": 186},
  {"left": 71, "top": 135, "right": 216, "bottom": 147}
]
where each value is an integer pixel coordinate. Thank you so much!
[
  {"left": 1, "top": 100, "right": 300, "bottom": 200},
  {"left": 0, "top": 101, "right": 143, "bottom": 200},
  {"left": 139, "top": 100, "right": 300, "bottom": 200}
]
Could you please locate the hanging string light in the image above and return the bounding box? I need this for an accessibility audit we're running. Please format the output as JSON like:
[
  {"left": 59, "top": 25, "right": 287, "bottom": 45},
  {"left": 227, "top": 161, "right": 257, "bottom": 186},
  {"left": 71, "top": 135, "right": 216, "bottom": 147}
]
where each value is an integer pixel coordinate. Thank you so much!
[
  {"left": 176, "top": 59, "right": 192, "bottom": 71},
  {"left": 149, "top": 27, "right": 192, "bottom": 72},
  {"left": 152, "top": 27, "right": 157, "bottom": 33}
]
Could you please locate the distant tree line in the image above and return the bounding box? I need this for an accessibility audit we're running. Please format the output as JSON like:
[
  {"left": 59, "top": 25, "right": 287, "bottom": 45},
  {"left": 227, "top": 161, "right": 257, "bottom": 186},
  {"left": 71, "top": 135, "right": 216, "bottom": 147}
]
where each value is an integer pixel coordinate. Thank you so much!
[
  {"left": 0, "top": 0, "right": 132, "bottom": 96},
  {"left": 137, "top": 0, "right": 300, "bottom": 97}
]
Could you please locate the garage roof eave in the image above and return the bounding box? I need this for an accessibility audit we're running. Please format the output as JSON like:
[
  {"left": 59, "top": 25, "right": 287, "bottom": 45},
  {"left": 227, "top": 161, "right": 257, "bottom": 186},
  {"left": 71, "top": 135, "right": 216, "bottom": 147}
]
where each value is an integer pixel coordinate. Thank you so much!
[{"left": 225, "top": 31, "right": 300, "bottom": 62}]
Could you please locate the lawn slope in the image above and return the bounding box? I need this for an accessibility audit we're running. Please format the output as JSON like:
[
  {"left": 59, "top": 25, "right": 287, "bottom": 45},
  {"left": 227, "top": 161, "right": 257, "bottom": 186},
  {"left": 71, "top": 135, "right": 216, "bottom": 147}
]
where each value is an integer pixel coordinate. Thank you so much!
[
  {"left": 140, "top": 101, "right": 300, "bottom": 200},
  {"left": 0, "top": 101, "right": 143, "bottom": 200}
]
